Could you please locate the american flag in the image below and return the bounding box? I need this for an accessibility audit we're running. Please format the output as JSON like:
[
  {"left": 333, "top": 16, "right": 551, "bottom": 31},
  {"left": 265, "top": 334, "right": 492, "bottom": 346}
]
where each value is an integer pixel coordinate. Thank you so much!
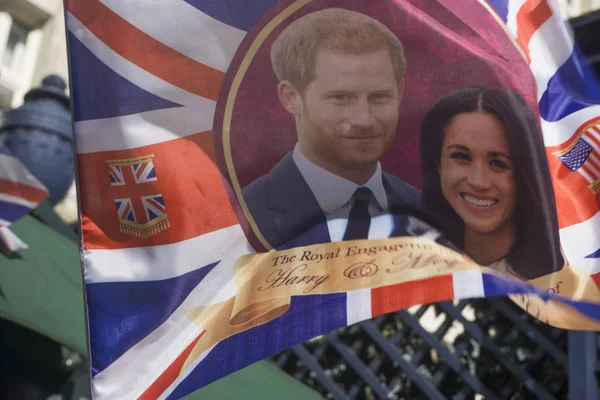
[
  {"left": 557, "top": 124, "right": 600, "bottom": 193},
  {"left": 0, "top": 146, "right": 48, "bottom": 251},
  {"left": 64, "top": 0, "right": 600, "bottom": 398}
]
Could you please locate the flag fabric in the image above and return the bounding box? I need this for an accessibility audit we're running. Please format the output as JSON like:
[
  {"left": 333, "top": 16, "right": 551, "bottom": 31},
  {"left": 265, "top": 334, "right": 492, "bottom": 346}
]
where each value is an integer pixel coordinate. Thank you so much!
[
  {"left": 0, "top": 146, "right": 49, "bottom": 252},
  {"left": 558, "top": 136, "right": 599, "bottom": 186},
  {"left": 64, "top": 0, "right": 600, "bottom": 398}
]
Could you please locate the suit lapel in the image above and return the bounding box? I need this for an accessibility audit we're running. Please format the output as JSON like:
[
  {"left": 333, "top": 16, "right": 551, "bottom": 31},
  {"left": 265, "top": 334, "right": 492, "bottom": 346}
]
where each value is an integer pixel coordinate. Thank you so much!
[
  {"left": 383, "top": 174, "right": 420, "bottom": 237},
  {"left": 383, "top": 174, "right": 406, "bottom": 210},
  {"left": 266, "top": 154, "right": 330, "bottom": 249}
]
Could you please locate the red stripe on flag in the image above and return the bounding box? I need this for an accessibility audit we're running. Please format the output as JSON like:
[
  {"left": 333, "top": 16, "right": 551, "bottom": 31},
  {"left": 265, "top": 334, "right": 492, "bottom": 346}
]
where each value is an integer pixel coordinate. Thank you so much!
[
  {"left": 581, "top": 166, "right": 595, "bottom": 183},
  {"left": 592, "top": 272, "right": 600, "bottom": 288},
  {"left": 546, "top": 147, "right": 600, "bottom": 229},
  {"left": 0, "top": 178, "right": 48, "bottom": 203},
  {"left": 371, "top": 275, "right": 454, "bottom": 318},
  {"left": 585, "top": 131, "right": 600, "bottom": 150},
  {"left": 79, "top": 130, "right": 239, "bottom": 250},
  {"left": 585, "top": 158, "right": 600, "bottom": 179},
  {"left": 138, "top": 331, "right": 205, "bottom": 400},
  {"left": 515, "top": 0, "right": 552, "bottom": 60},
  {"left": 122, "top": 202, "right": 132, "bottom": 219},
  {"left": 66, "top": 0, "right": 224, "bottom": 101}
]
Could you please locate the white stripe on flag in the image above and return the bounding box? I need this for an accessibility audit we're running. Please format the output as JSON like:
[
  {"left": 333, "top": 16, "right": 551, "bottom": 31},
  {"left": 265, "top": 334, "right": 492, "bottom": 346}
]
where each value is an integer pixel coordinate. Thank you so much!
[
  {"left": 346, "top": 289, "right": 372, "bottom": 325},
  {"left": 588, "top": 128, "right": 600, "bottom": 144},
  {"left": 583, "top": 135, "right": 600, "bottom": 154},
  {"left": 559, "top": 210, "right": 600, "bottom": 265},
  {"left": 579, "top": 167, "right": 594, "bottom": 183},
  {"left": 0, "top": 154, "right": 46, "bottom": 190},
  {"left": 92, "top": 312, "right": 205, "bottom": 400},
  {"left": 84, "top": 224, "right": 254, "bottom": 283},
  {"left": 541, "top": 105, "right": 600, "bottom": 147},
  {"left": 0, "top": 193, "right": 38, "bottom": 209},
  {"left": 452, "top": 270, "right": 485, "bottom": 299},
  {"left": 574, "top": 258, "right": 600, "bottom": 275},
  {"left": 0, "top": 226, "right": 28, "bottom": 252},
  {"left": 92, "top": 257, "right": 239, "bottom": 399},
  {"left": 74, "top": 105, "right": 215, "bottom": 153},
  {"left": 100, "top": 0, "right": 246, "bottom": 72},
  {"left": 583, "top": 158, "right": 600, "bottom": 180},
  {"left": 528, "top": 9, "right": 574, "bottom": 101},
  {"left": 506, "top": 0, "right": 527, "bottom": 37},
  {"left": 66, "top": 12, "right": 210, "bottom": 108},
  {"left": 588, "top": 151, "right": 600, "bottom": 169},
  {"left": 158, "top": 345, "right": 217, "bottom": 400}
]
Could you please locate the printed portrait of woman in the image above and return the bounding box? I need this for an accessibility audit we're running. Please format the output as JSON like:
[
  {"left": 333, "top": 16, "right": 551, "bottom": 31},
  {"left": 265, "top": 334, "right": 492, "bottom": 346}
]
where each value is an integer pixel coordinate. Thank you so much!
[{"left": 419, "top": 85, "right": 565, "bottom": 280}]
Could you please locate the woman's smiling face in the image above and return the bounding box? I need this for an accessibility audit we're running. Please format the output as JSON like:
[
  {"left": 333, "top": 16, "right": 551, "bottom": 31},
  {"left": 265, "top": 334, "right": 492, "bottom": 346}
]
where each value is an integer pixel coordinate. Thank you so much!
[{"left": 439, "top": 111, "right": 516, "bottom": 236}]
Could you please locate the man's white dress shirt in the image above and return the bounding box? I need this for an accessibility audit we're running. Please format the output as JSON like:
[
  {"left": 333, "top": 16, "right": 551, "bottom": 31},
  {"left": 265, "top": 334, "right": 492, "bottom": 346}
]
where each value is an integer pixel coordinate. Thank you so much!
[{"left": 292, "top": 144, "right": 394, "bottom": 242}]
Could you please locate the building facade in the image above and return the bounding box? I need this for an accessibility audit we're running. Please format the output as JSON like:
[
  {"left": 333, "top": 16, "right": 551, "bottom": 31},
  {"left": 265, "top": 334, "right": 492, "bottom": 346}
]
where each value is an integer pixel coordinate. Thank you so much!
[
  {"left": 0, "top": 0, "right": 68, "bottom": 109},
  {"left": 0, "top": 0, "right": 75, "bottom": 223},
  {"left": 558, "top": 0, "right": 600, "bottom": 18}
]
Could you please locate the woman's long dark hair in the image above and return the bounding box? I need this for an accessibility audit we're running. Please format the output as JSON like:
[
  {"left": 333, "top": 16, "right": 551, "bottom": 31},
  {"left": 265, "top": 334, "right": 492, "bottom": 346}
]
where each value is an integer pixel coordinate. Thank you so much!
[{"left": 419, "top": 85, "right": 564, "bottom": 279}]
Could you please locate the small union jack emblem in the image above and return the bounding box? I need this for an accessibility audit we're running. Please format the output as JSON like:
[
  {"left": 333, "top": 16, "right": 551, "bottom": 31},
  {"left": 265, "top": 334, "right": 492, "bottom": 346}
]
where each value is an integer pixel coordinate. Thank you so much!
[
  {"left": 555, "top": 117, "right": 600, "bottom": 194},
  {"left": 106, "top": 154, "right": 169, "bottom": 239}
]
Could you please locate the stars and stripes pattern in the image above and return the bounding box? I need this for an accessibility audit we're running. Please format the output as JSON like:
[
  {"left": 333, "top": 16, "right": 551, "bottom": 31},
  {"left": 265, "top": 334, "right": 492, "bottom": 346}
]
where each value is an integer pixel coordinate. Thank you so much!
[
  {"left": 559, "top": 138, "right": 594, "bottom": 172},
  {"left": 556, "top": 123, "right": 600, "bottom": 193},
  {"left": 64, "top": 0, "right": 600, "bottom": 399}
]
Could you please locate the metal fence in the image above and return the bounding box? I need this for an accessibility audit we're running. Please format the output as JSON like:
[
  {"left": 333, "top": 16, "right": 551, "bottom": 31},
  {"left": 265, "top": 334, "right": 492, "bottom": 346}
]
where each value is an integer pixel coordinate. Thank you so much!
[{"left": 272, "top": 298, "right": 599, "bottom": 399}]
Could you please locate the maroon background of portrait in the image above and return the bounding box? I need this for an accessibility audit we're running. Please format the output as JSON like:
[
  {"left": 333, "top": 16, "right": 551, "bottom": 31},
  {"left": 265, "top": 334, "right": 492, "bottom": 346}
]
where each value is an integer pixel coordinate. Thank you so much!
[{"left": 212, "top": 0, "right": 536, "bottom": 251}]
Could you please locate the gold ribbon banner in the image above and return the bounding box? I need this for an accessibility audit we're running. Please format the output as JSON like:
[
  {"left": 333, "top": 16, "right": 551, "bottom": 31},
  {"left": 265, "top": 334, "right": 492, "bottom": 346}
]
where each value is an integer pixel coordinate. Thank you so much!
[
  {"left": 511, "top": 264, "right": 600, "bottom": 330},
  {"left": 182, "top": 237, "right": 600, "bottom": 371}
]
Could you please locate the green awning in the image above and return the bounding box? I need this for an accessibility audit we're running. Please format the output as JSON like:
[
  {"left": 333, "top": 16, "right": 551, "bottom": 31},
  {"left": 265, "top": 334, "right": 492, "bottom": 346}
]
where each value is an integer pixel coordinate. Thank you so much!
[
  {"left": 0, "top": 213, "right": 87, "bottom": 353},
  {"left": 185, "top": 361, "right": 322, "bottom": 399},
  {"left": 0, "top": 212, "right": 321, "bottom": 399}
]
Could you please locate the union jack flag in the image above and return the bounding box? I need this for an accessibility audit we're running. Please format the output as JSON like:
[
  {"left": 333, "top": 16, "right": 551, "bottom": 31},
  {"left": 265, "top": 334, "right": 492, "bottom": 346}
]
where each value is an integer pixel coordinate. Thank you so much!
[
  {"left": 109, "top": 156, "right": 157, "bottom": 187},
  {"left": 0, "top": 146, "right": 48, "bottom": 252},
  {"left": 108, "top": 165, "right": 124, "bottom": 186},
  {"left": 64, "top": 0, "right": 600, "bottom": 398},
  {"left": 106, "top": 155, "right": 169, "bottom": 239},
  {"left": 132, "top": 160, "right": 158, "bottom": 184},
  {"left": 114, "top": 195, "right": 166, "bottom": 225}
]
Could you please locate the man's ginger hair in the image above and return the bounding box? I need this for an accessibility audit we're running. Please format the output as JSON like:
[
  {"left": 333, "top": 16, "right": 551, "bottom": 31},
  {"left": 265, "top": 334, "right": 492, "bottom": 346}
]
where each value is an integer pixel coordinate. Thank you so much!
[{"left": 270, "top": 8, "right": 407, "bottom": 94}]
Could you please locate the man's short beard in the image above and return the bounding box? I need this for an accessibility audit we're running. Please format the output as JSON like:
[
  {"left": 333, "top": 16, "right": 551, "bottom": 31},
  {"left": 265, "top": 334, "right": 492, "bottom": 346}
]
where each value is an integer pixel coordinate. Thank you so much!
[{"left": 313, "top": 123, "right": 386, "bottom": 167}]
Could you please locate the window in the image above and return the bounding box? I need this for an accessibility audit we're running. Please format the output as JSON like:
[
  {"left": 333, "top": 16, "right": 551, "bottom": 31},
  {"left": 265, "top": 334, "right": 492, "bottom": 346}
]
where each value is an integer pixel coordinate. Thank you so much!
[{"left": 1, "top": 21, "right": 28, "bottom": 75}]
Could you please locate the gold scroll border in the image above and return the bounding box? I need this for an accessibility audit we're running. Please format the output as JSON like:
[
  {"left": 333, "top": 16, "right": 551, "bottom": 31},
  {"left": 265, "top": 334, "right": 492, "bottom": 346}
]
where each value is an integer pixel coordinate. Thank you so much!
[
  {"left": 180, "top": 236, "right": 600, "bottom": 372},
  {"left": 181, "top": 236, "right": 486, "bottom": 371},
  {"left": 222, "top": 0, "right": 313, "bottom": 251},
  {"left": 221, "top": 0, "right": 534, "bottom": 251}
]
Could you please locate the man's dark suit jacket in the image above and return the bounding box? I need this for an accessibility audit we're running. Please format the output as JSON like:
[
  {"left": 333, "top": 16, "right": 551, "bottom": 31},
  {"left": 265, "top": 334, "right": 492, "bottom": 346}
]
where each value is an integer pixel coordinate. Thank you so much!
[{"left": 242, "top": 153, "right": 422, "bottom": 250}]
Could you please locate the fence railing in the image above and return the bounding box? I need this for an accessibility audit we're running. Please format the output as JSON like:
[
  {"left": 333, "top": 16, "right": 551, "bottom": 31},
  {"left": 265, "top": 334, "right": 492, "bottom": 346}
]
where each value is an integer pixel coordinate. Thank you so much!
[{"left": 272, "top": 298, "right": 599, "bottom": 399}]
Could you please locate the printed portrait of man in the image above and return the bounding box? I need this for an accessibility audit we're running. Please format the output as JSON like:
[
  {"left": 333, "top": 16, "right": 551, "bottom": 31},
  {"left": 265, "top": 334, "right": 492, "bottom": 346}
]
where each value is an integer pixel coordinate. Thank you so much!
[{"left": 242, "top": 8, "right": 422, "bottom": 250}]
